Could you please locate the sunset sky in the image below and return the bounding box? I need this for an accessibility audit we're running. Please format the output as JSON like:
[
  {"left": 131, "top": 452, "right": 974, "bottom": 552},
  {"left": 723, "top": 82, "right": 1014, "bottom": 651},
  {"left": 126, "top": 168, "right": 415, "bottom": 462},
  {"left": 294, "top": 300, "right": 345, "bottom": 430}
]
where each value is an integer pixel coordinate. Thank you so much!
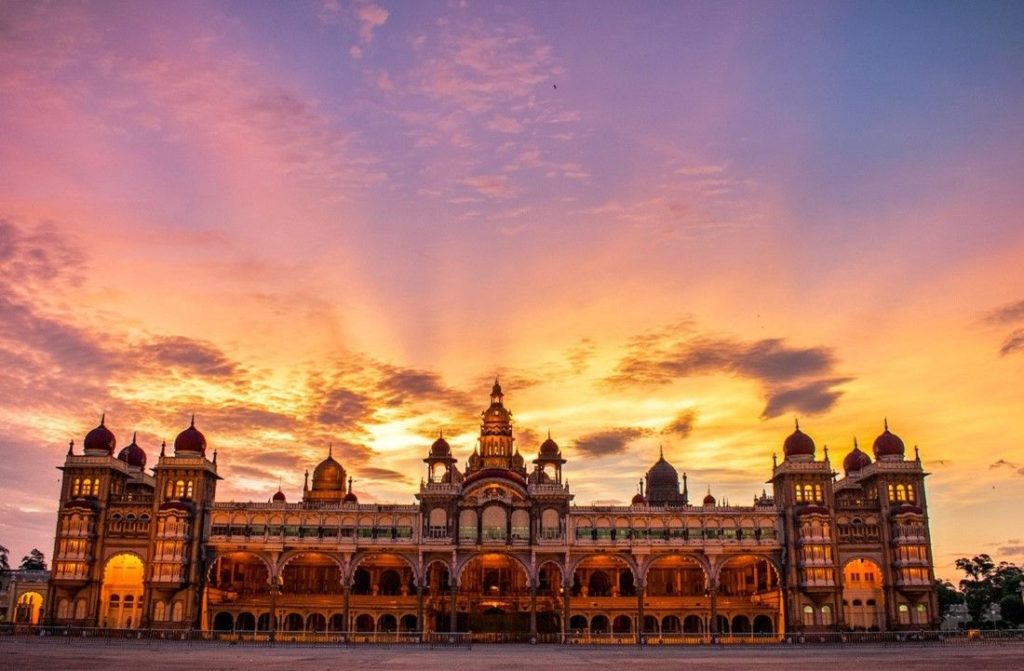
[{"left": 1, "top": 1, "right": 1023, "bottom": 580}]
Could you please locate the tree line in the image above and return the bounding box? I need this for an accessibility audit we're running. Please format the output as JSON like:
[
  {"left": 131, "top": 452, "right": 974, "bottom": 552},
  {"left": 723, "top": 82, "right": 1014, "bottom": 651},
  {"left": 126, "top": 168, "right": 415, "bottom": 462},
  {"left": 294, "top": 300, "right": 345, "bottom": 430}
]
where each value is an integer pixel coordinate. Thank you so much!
[
  {"left": 0, "top": 545, "right": 48, "bottom": 572},
  {"left": 938, "top": 554, "right": 1023, "bottom": 627}
]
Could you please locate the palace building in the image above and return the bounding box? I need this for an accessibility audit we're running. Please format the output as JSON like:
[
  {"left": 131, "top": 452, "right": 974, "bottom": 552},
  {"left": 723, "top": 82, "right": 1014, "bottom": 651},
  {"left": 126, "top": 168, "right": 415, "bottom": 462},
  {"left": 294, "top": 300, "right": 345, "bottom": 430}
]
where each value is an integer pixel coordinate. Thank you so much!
[{"left": 43, "top": 380, "right": 938, "bottom": 637}]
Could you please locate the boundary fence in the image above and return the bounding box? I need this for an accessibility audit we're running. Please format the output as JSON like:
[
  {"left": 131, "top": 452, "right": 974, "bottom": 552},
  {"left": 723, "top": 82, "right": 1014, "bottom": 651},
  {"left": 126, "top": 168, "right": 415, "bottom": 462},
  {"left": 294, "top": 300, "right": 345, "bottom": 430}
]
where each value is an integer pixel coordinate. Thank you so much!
[{"left": 1, "top": 625, "right": 1022, "bottom": 649}]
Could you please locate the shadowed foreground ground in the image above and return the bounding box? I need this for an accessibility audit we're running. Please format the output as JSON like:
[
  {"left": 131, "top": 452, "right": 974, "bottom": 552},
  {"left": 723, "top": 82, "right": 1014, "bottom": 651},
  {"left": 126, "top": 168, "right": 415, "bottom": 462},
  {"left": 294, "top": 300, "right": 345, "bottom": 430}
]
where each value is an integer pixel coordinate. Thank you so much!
[{"left": 2, "top": 641, "right": 1024, "bottom": 671}]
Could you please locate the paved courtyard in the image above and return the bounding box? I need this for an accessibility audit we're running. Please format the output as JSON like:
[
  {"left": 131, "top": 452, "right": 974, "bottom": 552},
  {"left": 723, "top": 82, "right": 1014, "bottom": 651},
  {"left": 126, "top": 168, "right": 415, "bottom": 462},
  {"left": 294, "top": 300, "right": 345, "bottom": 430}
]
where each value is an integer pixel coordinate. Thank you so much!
[{"left": 1, "top": 641, "right": 1023, "bottom": 671}]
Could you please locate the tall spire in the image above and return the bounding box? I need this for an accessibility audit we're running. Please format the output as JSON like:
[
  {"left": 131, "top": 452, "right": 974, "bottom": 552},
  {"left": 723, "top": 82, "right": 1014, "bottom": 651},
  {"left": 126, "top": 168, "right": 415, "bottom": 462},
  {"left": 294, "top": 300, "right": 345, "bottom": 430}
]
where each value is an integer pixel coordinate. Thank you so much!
[
  {"left": 682, "top": 472, "right": 689, "bottom": 503},
  {"left": 884, "top": 417, "right": 889, "bottom": 431},
  {"left": 794, "top": 417, "right": 800, "bottom": 431},
  {"left": 189, "top": 414, "right": 195, "bottom": 428},
  {"left": 659, "top": 444, "right": 664, "bottom": 460},
  {"left": 132, "top": 431, "right": 137, "bottom": 444},
  {"left": 328, "top": 443, "right": 333, "bottom": 458},
  {"left": 100, "top": 412, "right": 106, "bottom": 427}
]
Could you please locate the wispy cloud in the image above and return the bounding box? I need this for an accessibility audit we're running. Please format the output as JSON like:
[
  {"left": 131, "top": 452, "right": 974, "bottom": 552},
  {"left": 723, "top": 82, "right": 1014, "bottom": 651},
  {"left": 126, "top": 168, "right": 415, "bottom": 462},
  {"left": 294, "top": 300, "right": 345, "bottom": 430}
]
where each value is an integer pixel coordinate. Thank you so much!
[
  {"left": 606, "top": 325, "right": 849, "bottom": 419},
  {"left": 574, "top": 427, "right": 652, "bottom": 457}
]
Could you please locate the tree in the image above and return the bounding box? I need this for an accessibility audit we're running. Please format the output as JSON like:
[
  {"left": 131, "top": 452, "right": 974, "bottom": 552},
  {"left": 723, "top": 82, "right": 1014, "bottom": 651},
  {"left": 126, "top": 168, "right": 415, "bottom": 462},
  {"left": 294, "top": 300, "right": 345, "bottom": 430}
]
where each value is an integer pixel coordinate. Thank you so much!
[
  {"left": 954, "top": 554, "right": 1024, "bottom": 625},
  {"left": 956, "top": 554, "right": 996, "bottom": 622},
  {"left": 935, "top": 579, "right": 964, "bottom": 618},
  {"left": 1000, "top": 594, "right": 1024, "bottom": 626},
  {"left": 19, "top": 548, "right": 46, "bottom": 571},
  {"left": 0, "top": 544, "right": 9, "bottom": 572}
]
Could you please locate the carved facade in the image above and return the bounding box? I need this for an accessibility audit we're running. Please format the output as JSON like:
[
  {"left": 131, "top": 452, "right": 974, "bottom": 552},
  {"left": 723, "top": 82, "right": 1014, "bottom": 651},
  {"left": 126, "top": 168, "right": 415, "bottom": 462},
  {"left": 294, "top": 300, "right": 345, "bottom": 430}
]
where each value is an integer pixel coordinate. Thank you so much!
[{"left": 45, "top": 382, "right": 938, "bottom": 637}]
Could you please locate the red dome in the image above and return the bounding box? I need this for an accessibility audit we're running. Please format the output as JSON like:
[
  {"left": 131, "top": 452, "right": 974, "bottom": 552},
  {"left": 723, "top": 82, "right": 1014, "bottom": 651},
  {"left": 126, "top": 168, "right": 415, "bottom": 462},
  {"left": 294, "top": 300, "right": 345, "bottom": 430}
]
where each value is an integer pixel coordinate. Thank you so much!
[
  {"left": 842, "top": 443, "right": 871, "bottom": 475},
  {"left": 631, "top": 493, "right": 647, "bottom": 505},
  {"left": 430, "top": 433, "right": 451, "bottom": 456},
  {"left": 83, "top": 415, "right": 116, "bottom": 456},
  {"left": 783, "top": 420, "right": 815, "bottom": 459},
  {"left": 272, "top": 489, "right": 286, "bottom": 503},
  {"left": 174, "top": 416, "right": 207, "bottom": 456},
  {"left": 872, "top": 420, "right": 905, "bottom": 460},
  {"left": 343, "top": 491, "right": 358, "bottom": 503},
  {"left": 539, "top": 434, "right": 560, "bottom": 457},
  {"left": 703, "top": 492, "right": 716, "bottom": 506},
  {"left": 117, "top": 432, "right": 147, "bottom": 469}
]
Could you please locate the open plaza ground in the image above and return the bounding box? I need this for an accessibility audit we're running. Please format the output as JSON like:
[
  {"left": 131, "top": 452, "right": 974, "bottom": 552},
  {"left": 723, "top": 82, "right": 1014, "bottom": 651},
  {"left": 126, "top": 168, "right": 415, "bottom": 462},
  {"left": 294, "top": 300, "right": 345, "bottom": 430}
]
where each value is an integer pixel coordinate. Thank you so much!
[{"left": 1, "top": 640, "right": 1023, "bottom": 671}]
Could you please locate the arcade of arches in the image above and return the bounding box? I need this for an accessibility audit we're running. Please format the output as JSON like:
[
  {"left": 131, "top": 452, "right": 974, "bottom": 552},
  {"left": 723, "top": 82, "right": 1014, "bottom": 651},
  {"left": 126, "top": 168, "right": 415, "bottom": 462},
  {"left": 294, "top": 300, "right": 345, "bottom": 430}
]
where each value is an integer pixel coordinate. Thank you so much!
[{"left": 203, "top": 552, "right": 781, "bottom": 636}]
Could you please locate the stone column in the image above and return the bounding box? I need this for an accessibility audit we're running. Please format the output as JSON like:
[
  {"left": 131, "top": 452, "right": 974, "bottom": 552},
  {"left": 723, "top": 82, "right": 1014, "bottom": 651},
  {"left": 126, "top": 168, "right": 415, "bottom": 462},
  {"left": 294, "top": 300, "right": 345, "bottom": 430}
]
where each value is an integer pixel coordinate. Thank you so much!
[
  {"left": 709, "top": 581, "right": 719, "bottom": 637},
  {"left": 562, "top": 579, "right": 571, "bottom": 642},
  {"left": 342, "top": 585, "right": 350, "bottom": 635},
  {"left": 416, "top": 585, "right": 424, "bottom": 641},
  {"left": 449, "top": 582, "right": 458, "bottom": 633},
  {"left": 269, "top": 581, "right": 279, "bottom": 642},
  {"left": 530, "top": 585, "right": 538, "bottom": 637},
  {"left": 636, "top": 582, "right": 645, "bottom": 644}
]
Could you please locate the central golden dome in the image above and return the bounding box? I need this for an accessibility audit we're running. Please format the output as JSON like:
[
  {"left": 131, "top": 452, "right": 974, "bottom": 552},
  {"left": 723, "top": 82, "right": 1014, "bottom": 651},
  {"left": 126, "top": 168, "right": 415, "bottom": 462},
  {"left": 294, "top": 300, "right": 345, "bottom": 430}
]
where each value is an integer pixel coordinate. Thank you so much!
[{"left": 312, "top": 451, "right": 345, "bottom": 491}]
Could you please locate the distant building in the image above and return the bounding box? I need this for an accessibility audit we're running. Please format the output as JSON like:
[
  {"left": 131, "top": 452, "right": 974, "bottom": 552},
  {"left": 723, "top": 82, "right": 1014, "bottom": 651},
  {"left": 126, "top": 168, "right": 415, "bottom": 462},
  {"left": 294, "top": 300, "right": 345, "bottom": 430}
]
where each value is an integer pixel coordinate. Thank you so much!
[
  {"left": 44, "top": 381, "right": 938, "bottom": 636},
  {"left": 1, "top": 569, "right": 50, "bottom": 624}
]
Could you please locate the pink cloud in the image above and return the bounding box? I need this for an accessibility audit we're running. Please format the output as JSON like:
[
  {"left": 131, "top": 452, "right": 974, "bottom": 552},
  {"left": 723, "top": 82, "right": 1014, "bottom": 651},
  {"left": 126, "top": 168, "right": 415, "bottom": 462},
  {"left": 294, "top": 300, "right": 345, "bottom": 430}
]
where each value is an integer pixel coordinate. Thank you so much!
[{"left": 463, "top": 174, "right": 517, "bottom": 199}]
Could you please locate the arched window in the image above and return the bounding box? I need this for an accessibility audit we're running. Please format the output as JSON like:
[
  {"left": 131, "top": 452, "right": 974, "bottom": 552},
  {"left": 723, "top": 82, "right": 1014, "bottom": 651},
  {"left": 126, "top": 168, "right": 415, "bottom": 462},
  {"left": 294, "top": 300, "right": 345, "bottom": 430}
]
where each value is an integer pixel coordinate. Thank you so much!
[
  {"left": 82, "top": 479, "right": 92, "bottom": 497},
  {"left": 794, "top": 484, "right": 804, "bottom": 502},
  {"left": 174, "top": 480, "right": 185, "bottom": 498},
  {"left": 802, "top": 604, "right": 815, "bottom": 626},
  {"left": 165, "top": 481, "right": 174, "bottom": 499},
  {"left": 887, "top": 484, "right": 895, "bottom": 502},
  {"left": 896, "top": 484, "right": 907, "bottom": 502},
  {"left": 185, "top": 480, "right": 194, "bottom": 499},
  {"left": 803, "top": 484, "right": 814, "bottom": 502},
  {"left": 820, "top": 604, "right": 833, "bottom": 625},
  {"left": 906, "top": 484, "right": 916, "bottom": 502},
  {"left": 814, "top": 484, "right": 823, "bottom": 502},
  {"left": 898, "top": 603, "right": 910, "bottom": 624},
  {"left": 72, "top": 479, "right": 81, "bottom": 497}
]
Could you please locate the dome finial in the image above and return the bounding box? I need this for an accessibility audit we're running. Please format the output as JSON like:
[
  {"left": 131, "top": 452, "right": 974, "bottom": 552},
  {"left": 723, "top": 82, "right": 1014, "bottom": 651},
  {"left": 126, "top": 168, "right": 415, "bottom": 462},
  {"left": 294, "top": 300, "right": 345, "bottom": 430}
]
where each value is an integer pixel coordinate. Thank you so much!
[
  {"left": 328, "top": 443, "right": 333, "bottom": 458},
  {"left": 439, "top": 428, "right": 444, "bottom": 439},
  {"left": 794, "top": 417, "right": 800, "bottom": 431},
  {"left": 659, "top": 444, "right": 664, "bottom": 459},
  {"left": 100, "top": 412, "right": 106, "bottom": 427},
  {"left": 884, "top": 417, "right": 889, "bottom": 431},
  {"left": 67, "top": 439, "right": 74, "bottom": 455},
  {"left": 160, "top": 441, "right": 166, "bottom": 456},
  {"left": 132, "top": 431, "right": 137, "bottom": 443},
  {"left": 348, "top": 475, "right": 353, "bottom": 490},
  {"left": 854, "top": 436, "right": 859, "bottom": 449}
]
